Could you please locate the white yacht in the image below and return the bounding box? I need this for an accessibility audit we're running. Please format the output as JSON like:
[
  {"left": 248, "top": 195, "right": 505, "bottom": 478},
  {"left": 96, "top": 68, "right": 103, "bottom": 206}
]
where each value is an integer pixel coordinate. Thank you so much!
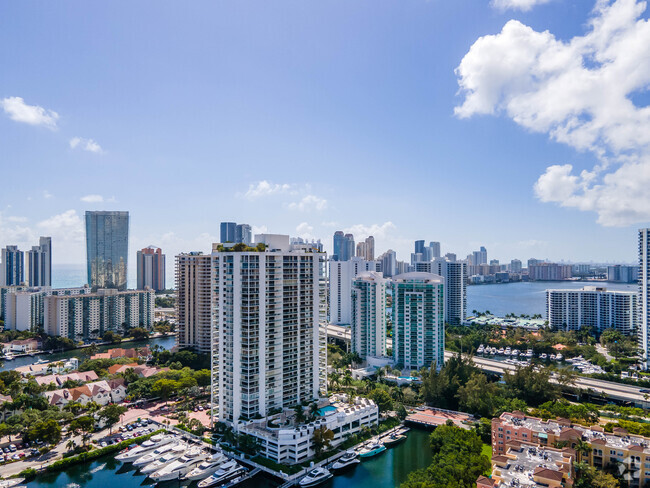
[
  {"left": 526, "top": 349, "right": 533, "bottom": 358},
  {"left": 331, "top": 450, "right": 360, "bottom": 471},
  {"left": 556, "top": 353, "right": 563, "bottom": 361},
  {"left": 497, "top": 347, "right": 504, "bottom": 355},
  {"left": 299, "top": 467, "right": 333, "bottom": 487},
  {"left": 150, "top": 448, "right": 206, "bottom": 482},
  {"left": 183, "top": 452, "right": 228, "bottom": 481},
  {"left": 476, "top": 344, "right": 485, "bottom": 354},
  {"left": 197, "top": 461, "right": 244, "bottom": 488},
  {"left": 540, "top": 353, "right": 548, "bottom": 360},
  {"left": 133, "top": 442, "right": 178, "bottom": 467},
  {"left": 504, "top": 347, "right": 511, "bottom": 356},
  {"left": 550, "top": 354, "right": 556, "bottom": 360},
  {"left": 140, "top": 443, "right": 187, "bottom": 474},
  {"left": 115, "top": 434, "right": 175, "bottom": 462}
]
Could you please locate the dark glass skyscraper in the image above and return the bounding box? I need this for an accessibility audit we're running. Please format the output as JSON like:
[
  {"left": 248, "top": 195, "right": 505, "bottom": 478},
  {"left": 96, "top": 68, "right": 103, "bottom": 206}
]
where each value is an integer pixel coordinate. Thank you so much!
[
  {"left": 220, "top": 222, "right": 236, "bottom": 243},
  {"left": 85, "top": 211, "right": 129, "bottom": 290}
]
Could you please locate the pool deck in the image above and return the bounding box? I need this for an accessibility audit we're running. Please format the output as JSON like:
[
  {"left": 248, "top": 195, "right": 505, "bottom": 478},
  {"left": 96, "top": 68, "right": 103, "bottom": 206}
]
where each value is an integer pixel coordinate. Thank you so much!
[{"left": 405, "top": 407, "right": 474, "bottom": 430}]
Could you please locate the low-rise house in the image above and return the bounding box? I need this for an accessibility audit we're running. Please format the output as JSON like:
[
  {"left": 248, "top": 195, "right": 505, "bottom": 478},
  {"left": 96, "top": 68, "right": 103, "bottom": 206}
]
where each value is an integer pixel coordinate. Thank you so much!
[
  {"left": 35, "top": 371, "right": 99, "bottom": 387},
  {"left": 9, "top": 339, "right": 40, "bottom": 352},
  {"left": 238, "top": 396, "right": 379, "bottom": 465},
  {"left": 478, "top": 440, "right": 574, "bottom": 487},
  {"left": 44, "top": 378, "right": 127, "bottom": 407},
  {"left": 91, "top": 346, "right": 151, "bottom": 361},
  {"left": 107, "top": 363, "right": 161, "bottom": 378},
  {"left": 15, "top": 357, "right": 79, "bottom": 377}
]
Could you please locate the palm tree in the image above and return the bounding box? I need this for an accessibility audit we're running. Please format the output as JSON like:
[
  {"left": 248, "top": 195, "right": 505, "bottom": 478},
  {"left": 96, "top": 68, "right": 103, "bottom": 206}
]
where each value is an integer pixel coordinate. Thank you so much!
[
  {"left": 309, "top": 402, "right": 319, "bottom": 421},
  {"left": 391, "top": 386, "right": 404, "bottom": 402},
  {"left": 294, "top": 404, "right": 305, "bottom": 425},
  {"left": 574, "top": 439, "right": 591, "bottom": 463},
  {"left": 66, "top": 440, "right": 76, "bottom": 453},
  {"left": 328, "top": 371, "right": 340, "bottom": 391},
  {"left": 342, "top": 371, "right": 354, "bottom": 389},
  {"left": 375, "top": 367, "right": 385, "bottom": 382}
]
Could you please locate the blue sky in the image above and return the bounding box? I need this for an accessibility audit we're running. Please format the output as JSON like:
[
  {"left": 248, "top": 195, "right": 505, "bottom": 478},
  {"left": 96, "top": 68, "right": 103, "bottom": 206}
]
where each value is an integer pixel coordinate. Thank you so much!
[{"left": 1, "top": 0, "right": 649, "bottom": 278}]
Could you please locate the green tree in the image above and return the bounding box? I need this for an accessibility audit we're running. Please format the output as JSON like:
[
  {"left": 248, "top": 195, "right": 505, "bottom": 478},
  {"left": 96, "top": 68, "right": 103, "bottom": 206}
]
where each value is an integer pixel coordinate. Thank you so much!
[
  {"left": 70, "top": 415, "right": 95, "bottom": 446},
  {"left": 99, "top": 404, "right": 127, "bottom": 434},
  {"left": 369, "top": 388, "right": 393, "bottom": 412},
  {"left": 294, "top": 404, "right": 305, "bottom": 424},
  {"left": 458, "top": 373, "right": 499, "bottom": 417},
  {"left": 401, "top": 422, "right": 490, "bottom": 488},
  {"left": 129, "top": 327, "right": 150, "bottom": 341},
  {"left": 102, "top": 331, "right": 122, "bottom": 344},
  {"left": 152, "top": 378, "right": 178, "bottom": 403},
  {"left": 27, "top": 419, "right": 62, "bottom": 445},
  {"left": 312, "top": 426, "right": 334, "bottom": 456},
  {"left": 193, "top": 369, "right": 211, "bottom": 387}
]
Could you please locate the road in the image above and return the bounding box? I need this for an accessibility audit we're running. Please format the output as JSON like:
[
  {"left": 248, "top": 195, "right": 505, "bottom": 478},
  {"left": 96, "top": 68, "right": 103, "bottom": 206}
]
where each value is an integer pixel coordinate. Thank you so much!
[{"left": 445, "top": 352, "right": 650, "bottom": 406}]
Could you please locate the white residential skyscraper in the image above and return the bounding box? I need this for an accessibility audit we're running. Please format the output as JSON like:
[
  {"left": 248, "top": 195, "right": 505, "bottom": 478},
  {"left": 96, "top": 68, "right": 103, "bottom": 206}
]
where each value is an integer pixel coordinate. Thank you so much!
[
  {"left": 640, "top": 229, "right": 650, "bottom": 367},
  {"left": 329, "top": 257, "right": 379, "bottom": 325},
  {"left": 392, "top": 272, "right": 445, "bottom": 370},
  {"left": 212, "top": 235, "right": 327, "bottom": 424},
  {"left": 351, "top": 271, "right": 388, "bottom": 359},
  {"left": 546, "top": 287, "right": 638, "bottom": 335},
  {"left": 414, "top": 258, "right": 467, "bottom": 325}
]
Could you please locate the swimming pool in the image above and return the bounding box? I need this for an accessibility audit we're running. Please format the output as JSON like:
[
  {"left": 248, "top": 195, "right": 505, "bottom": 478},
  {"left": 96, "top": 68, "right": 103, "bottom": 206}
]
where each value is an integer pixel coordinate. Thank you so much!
[
  {"left": 398, "top": 376, "right": 419, "bottom": 381},
  {"left": 317, "top": 405, "right": 338, "bottom": 416}
]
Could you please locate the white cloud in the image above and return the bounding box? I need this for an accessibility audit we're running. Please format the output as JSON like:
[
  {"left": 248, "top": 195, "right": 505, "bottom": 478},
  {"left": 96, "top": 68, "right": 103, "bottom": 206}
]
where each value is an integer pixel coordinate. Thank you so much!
[
  {"left": 37, "top": 210, "right": 84, "bottom": 243},
  {"left": 7, "top": 216, "right": 28, "bottom": 223},
  {"left": 0, "top": 96, "right": 59, "bottom": 128},
  {"left": 80, "top": 194, "right": 104, "bottom": 203},
  {"left": 456, "top": 0, "right": 650, "bottom": 226},
  {"left": 287, "top": 195, "right": 328, "bottom": 212},
  {"left": 296, "top": 222, "right": 315, "bottom": 239},
  {"left": 43, "top": 190, "right": 53, "bottom": 199},
  {"left": 491, "top": 0, "right": 552, "bottom": 11},
  {"left": 243, "top": 181, "right": 292, "bottom": 200},
  {"left": 70, "top": 137, "right": 103, "bottom": 154},
  {"left": 343, "top": 222, "right": 396, "bottom": 239}
]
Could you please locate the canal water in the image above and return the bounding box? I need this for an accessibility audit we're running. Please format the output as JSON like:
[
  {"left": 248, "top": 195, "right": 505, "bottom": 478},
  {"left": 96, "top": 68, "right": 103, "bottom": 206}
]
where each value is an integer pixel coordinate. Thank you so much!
[
  {"left": 0, "top": 335, "right": 177, "bottom": 372},
  {"left": 25, "top": 429, "right": 433, "bottom": 488}
]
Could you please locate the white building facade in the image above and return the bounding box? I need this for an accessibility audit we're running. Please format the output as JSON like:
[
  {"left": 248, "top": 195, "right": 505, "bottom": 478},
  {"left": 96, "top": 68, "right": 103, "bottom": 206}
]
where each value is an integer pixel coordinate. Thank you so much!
[
  {"left": 640, "top": 229, "right": 650, "bottom": 367},
  {"left": 328, "top": 257, "right": 379, "bottom": 325},
  {"left": 546, "top": 286, "right": 638, "bottom": 335},
  {"left": 351, "top": 271, "right": 388, "bottom": 360},
  {"left": 414, "top": 258, "right": 467, "bottom": 325},
  {"left": 175, "top": 252, "right": 213, "bottom": 353},
  {"left": 212, "top": 235, "right": 327, "bottom": 425}
]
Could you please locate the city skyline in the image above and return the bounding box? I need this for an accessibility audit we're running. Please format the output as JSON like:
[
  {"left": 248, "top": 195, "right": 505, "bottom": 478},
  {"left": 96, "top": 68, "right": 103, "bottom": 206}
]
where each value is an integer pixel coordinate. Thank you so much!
[{"left": 2, "top": 1, "right": 650, "bottom": 268}]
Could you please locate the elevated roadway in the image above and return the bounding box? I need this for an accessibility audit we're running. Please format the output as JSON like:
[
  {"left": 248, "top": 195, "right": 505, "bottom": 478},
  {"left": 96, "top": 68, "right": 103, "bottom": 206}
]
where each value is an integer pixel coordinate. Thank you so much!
[{"left": 444, "top": 351, "right": 650, "bottom": 407}]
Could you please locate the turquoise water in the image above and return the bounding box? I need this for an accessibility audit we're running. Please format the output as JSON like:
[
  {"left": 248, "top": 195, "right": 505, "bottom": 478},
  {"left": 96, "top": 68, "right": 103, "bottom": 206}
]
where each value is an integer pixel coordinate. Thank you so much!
[
  {"left": 467, "top": 280, "right": 636, "bottom": 317},
  {"left": 25, "top": 429, "right": 433, "bottom": 488},
  {"left": 317, "top": 406, "right": 338, "bottom": 416}
]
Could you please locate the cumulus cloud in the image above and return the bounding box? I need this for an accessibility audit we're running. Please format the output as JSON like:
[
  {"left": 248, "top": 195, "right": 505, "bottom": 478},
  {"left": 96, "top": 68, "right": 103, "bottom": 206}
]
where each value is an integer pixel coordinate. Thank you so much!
[
  {"left": 456, "top": 0, "right": 650, "bottom": 226},
  {"left": 70, "top": 137, "right": 103, "bottom": 154},
  {"left": 296, "top": 222, "right": 315, "bottom": 239},
  {"left": 0, "top": 96, "right": 59, "bottom": 128},
  {"left": 243, "top": 180, "right": 292, "bottom": 199},
  {"left": 37, "top": 210, "right": 85, "bottom": 244},
  {"left": 491, "top": 0, "right": 552, "bottom": 11},
  {"left": 80, "top": 194, "right": 104, "bottom": 203},
  {"left": 287, "top": 195, "right": 328, "bottom": 212},
  {"left": 343, "top": 222, "right": 396, "bottom": 239}
]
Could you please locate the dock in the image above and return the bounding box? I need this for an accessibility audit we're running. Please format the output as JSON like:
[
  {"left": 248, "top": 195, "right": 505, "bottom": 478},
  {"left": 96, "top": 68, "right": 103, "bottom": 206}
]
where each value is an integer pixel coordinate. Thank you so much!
[{"left": 405, "top": 407, "right": 474, "bottom": 430}]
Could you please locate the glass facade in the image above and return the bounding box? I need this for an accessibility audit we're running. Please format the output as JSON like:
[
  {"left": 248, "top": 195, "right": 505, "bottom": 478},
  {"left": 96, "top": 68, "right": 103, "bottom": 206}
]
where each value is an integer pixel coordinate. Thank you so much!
[{"left": 85, "top": 211, "right": 129, "bottom": 290}]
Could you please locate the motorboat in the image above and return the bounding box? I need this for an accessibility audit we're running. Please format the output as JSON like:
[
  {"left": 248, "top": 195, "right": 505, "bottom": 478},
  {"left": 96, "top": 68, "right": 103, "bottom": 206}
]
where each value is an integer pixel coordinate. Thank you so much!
[
  {"left": 34, "top": 358, "right": 49, "bottom": 365},
  {"left": 183, "top": 452, "right": 228, "bottom": 480},
  {"left": 331, "top": 450, "right": 360, "bottom": 471},
  {"left": 358, "top": 439, "right": 386, "bottom": 458},
  {"left": 556, "top": 353, "right": 563, "bottom": 361},
  {"left": 197, "top": 461, "right": 245, "bottom": 488},
  {"left": 540, "top": 353, "right": 548, "bottom": 360},
  {"left": 0, "top": 478, "right": 25, "bottom": 488},
  {"left": 3, "top": 353, "right": 14, "bottom": 361},
  {"left": 150, "top": 448, "right": 206, "bottom": 482},
  {"left": 298, "top": 467, "right": 333, "bottom": 487},
  {"left": 497, "top": 348, "right": 504, "bottom": 355},
  {"left": 140, "top": 443, "right": 187, "bottom": 474},
  {"left": 383, "top": 433, "right": 407, "bottom": 447},
  {"left": 504, "top": 347, "right": 511, "bottom": 356},
  {"left": 476, "top": 344, "right": 485, "bottom": 354},
  {"left": 550, "top": 354, "right": 556, "bottom": 360},
  {"left": 526, "top": 349, "right": 533, "bottom": 358},
  {"left": 133, "top": 442, "right": 178, "bottom": 467},
  {"left": 115, "top": 434, "right": 175, "bottom": 462}
]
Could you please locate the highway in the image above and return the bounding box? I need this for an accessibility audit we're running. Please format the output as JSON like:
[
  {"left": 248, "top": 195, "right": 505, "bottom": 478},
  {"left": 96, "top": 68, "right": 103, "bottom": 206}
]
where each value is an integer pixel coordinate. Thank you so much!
[{"left": 444, "top": 351, "right": 650, "bottom": 406}]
